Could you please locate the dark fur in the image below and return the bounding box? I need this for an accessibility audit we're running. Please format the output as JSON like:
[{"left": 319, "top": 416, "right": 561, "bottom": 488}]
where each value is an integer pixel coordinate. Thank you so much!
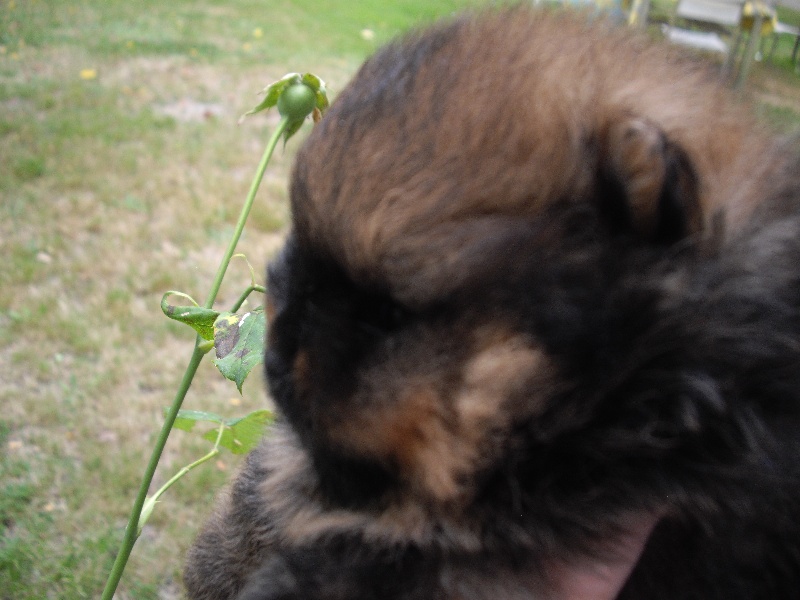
[{"left": 185, "top": 8, "right": 800, "bottom": 599}]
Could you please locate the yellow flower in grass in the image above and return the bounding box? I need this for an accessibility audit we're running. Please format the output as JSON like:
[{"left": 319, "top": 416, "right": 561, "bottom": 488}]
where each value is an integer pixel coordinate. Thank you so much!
[{"left": 80, "top": 68, "right": 97, "bottom": 80}]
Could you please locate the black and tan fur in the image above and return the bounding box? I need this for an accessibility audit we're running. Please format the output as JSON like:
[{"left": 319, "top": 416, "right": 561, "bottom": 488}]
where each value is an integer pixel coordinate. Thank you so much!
[{"left": 185, "top": 7, "right": 800, "bottom": 599}]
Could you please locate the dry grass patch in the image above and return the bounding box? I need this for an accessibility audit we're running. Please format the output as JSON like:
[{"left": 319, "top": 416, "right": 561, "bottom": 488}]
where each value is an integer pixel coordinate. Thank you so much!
[{"left": 1, "top": 1, "right": 484, "bottom": 596}]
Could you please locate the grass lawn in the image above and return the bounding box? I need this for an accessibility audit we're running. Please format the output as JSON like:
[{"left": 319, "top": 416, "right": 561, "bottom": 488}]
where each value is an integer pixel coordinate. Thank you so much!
[{"left": 1, "top": 0, "right": 800, "bottom": 598}]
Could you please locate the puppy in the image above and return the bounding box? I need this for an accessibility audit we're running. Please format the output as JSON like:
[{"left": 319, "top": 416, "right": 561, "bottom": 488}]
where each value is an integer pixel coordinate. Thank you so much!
[{"left": 184, "top": 7, "right": 800, "bottom": 599}]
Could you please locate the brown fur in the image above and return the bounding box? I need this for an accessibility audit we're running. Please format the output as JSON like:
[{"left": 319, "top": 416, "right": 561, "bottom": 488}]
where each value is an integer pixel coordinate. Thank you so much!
[
  {"left": 292, "top": 11, "right": 773, "bottom": 306},
  {"left": 185, "top": 7, "right": 800, "bottom": 600}
]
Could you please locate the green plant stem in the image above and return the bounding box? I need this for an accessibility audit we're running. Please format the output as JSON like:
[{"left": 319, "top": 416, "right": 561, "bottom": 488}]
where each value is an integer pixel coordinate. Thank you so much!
[
  {"left": 202, "top": 116, "right": 290, "bottom": 310},
  {"left": 101, "top": 115, "right": 291, "bottom": 600},
  {"left": 101, "top": 342, "right": 205, "bottom": 600}
]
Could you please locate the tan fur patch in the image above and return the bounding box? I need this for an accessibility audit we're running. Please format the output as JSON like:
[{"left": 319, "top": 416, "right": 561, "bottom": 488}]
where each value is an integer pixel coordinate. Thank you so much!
[
  {"left": 290, "top": 350, "right": 311, "bottom": 397},
  {"left": 325, "top": 333, "right": 549, "bottom": 503}
]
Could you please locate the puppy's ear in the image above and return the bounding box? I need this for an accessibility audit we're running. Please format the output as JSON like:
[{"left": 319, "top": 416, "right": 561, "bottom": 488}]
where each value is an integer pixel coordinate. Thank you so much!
[{"left": 600, "top": 117, "right": 700, "bottom": 244}]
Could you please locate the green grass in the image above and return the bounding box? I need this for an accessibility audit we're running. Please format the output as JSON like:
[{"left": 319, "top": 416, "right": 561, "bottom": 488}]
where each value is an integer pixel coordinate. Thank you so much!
[
  {"left": 758, "top": 98, "right": 800, "bottom": 130},
  {"left": 2, "top": 0, "right": 800, "bottom": 598}
]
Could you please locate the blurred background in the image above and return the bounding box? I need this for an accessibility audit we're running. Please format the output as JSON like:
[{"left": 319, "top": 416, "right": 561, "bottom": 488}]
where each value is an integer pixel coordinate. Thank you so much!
[{"left": 2, "top": 0, "right": 799, "bottom": 598}]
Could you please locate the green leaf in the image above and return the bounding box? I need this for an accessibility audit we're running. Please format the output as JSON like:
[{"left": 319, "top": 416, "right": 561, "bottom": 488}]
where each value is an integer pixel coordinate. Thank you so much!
[
  {"left": 201, "top": 409, "right": 274, "bottom": 454},
  {"left": 170, "top": 409, "right": 226, "bottom": 432},
  {"left": 160, "top": 291, "right": 219, "bottom": 341},
  {"left": 282, "top": 119, "right": 304, "bottom": 145},
  {"left": 240, "top": 73, "right": 299, "bottom": 121},
  {"left": 300, "top": 72, "right": 322, "bottom": 90},
  {"left": 263, "top": 73, "right": 298, "bottom": 105},
  {"left": 213, "top": 307, "right": 266, "bottom": 393},
  {"left": 170, "top": 407, "right": 274, "bottom": 454},
  {"left": 301, "top": 72, "right": 330, "bottom": 111}
]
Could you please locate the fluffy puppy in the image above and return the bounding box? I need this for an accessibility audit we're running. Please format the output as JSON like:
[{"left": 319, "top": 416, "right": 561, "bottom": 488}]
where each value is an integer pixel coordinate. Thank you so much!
[{"left": 184, "top": 7, "right": 800, "bottom": 599}]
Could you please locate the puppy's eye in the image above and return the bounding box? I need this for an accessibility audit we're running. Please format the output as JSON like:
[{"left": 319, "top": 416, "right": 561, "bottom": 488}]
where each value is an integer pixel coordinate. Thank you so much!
[{"left": 355, "top": 295, "right": 409, "bottom": 334}]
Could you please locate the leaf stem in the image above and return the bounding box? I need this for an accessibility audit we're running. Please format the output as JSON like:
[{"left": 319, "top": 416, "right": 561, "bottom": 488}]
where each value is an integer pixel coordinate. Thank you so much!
[
  {"left": 101, "top": 116, "right": 291, "bottom": 600},
  {"left": 138, "top": 422, "right": 226, "bottom": 534},
  {"left": 231, "top": 284, "right": 267, "bottom": 313}
]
